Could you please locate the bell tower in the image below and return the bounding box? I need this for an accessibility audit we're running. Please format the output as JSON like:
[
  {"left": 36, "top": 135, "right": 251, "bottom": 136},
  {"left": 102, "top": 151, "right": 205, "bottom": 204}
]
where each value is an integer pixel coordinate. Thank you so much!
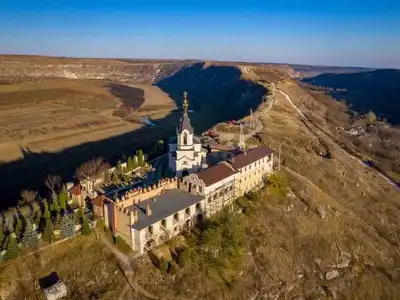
[{"left": 168, "top": 91, "right": 205, "bottom": 177}]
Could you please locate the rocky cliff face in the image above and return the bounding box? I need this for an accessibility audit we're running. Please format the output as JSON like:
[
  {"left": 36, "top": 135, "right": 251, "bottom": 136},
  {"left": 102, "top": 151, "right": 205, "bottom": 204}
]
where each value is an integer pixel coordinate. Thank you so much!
[
  {"left": 0, "top": 58, "right": 269, "bottom": 130},
  {"left": 0, "top": 60, "right": 186, "bottom": 83}
]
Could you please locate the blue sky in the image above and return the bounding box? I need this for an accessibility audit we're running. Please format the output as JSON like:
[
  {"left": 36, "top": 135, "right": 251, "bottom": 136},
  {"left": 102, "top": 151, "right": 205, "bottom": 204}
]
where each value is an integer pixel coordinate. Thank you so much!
[{"left": 1, "top": 0, "right": 399, "bottom": 68}]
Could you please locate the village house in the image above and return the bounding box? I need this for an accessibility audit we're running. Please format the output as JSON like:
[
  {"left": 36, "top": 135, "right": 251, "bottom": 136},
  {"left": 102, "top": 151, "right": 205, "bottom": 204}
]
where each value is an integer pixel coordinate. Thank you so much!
[{"left": 91, "top": 92, "right": 274, "bottom": 255}]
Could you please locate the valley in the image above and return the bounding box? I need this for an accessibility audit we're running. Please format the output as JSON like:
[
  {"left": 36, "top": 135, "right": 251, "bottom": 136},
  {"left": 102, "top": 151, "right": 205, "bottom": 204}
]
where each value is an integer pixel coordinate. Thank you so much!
[{"left": 0, "top": 55, "right": 399, "bottom": 300}]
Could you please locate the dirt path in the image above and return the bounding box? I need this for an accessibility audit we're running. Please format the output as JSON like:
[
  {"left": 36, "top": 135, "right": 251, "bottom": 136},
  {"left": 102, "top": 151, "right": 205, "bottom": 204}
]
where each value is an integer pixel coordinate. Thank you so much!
[
  {"left": 275, "top": 87, "right": 399, "bottom": 191},
  {"left": 97, "top": 233, "right": 160, "bottom": 300}
]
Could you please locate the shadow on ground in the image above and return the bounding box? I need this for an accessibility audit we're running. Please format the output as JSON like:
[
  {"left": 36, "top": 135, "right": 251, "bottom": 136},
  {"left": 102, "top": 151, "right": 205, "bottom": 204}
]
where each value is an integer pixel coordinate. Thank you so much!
[
  {"left": 0, "top": 63, "right": 266, "bottom": 209},
  {"left": 302, "top": 69, "right": 400, "bottom": 125}
]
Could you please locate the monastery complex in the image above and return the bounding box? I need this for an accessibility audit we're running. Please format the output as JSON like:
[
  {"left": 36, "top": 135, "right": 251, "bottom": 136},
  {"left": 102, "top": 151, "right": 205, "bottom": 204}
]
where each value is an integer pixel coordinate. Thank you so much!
[{"left": 90, "top": 92, "right": 274, "bottom": 254}]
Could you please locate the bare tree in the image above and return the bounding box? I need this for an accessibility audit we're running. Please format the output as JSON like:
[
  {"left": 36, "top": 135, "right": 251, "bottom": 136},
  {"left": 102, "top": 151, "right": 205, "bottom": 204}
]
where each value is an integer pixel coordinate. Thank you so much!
[
  {"left": 75, "top": 157, "right": 106, "bottom": 193},
  {"left": 20, "top": 190, "right": 38, "bottom": 205},
  {"left": 44, "top": 174, "right": 61, "bottom": 194}
]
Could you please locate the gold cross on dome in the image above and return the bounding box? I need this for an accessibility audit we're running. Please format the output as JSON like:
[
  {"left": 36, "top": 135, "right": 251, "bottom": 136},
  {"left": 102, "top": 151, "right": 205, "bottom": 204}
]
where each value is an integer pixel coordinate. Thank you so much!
[{"left": 183, "top": 91, "right": 189, "bottom": 112}]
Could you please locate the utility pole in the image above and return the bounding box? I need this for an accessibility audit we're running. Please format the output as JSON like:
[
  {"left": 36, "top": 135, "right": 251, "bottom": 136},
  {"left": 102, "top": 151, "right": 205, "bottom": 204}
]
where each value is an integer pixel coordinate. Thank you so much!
[{"left": 239, "top": 123, "right": 246, "bottom": 154}]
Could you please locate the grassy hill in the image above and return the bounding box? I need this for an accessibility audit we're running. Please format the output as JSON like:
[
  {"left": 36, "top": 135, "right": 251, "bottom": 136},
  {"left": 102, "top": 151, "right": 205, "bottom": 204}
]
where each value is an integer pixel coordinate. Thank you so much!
[{"left": 302, "top": 69, "right": 400, "bottom": 125}]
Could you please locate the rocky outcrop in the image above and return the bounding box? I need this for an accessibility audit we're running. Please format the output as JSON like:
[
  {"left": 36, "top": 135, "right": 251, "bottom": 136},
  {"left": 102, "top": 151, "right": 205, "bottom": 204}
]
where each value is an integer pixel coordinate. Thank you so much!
[{"left": 0, "top": 60, "right": 187, "bottom": 83}]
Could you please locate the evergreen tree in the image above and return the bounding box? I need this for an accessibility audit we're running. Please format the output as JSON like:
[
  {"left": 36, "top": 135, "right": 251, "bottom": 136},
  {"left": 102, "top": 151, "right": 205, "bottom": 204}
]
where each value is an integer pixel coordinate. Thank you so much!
[
  {"left": 137, "top": 149, "right": 144, "bottom": 166},
  {"left": 42, "top": 220, "right": 53, "bottom": 244},
  {"left": 122, "top": 174, "right": 130, "bottom": 183},
  {"left": 1, "top": 235, "right": 9, "bottom": 251},
  {"left": 127, "top": 156, "right": 133, "bottom": 171},
  {"left": 21, "top": 221, "right": 39, "bottom": 249},
  {"left": 51, "top": 192, "right": 60, "bottom": 214},
  {"left": 77, "top": 207, "right": 84, "bottom": 219},
  {"left": 4, "top": 233, "right": 20, "bottom": 260},
  {"left": 58, "top": 185, "right": 68, "bottom": 211},
  {"left": 43, "top": 198, "right": 51, "bottom": 221},
  {"left": 132, "top": 155, "right": 138, "bottom": 169},
  {"left": 33, "top": 210, "right": 42, "bottom": 227},
  {"left": 14, "top": 217, "right": 23, "bottom": 239},
  {"left": 116, "top": 160, "right": 123, "bottom": 175},
  {"left": 60, "top": 214, "right": 75, "bottom": 238},
  {"left": 81, "top": 217, "right": 91, "bottom": 235},
  {"left": 111, "top": 172, "right": 119, "bottom": 184}
]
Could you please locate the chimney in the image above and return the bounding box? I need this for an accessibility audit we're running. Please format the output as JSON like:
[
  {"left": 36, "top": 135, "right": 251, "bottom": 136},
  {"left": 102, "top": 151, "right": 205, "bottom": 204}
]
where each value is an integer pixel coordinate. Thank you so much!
[{"left": 146, "top": 203, "right": 152, "bottom": 216}]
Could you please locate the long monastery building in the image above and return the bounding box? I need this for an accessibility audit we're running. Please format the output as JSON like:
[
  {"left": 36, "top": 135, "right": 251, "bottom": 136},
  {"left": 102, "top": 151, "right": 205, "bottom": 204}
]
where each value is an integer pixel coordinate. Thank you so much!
[{"left": 92, "top": 92, "right": 274, "bottom": 254}]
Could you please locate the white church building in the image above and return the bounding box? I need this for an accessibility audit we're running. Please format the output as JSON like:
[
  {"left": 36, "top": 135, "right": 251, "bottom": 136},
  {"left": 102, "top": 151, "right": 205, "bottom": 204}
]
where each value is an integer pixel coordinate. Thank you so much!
[{"left": 168, "top": 92, "right": 207, "bottom": 177}]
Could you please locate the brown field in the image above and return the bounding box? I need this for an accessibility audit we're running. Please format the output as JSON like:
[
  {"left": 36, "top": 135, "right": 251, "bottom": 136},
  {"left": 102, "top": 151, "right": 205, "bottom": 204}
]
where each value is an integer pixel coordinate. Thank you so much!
[{"left": 0, "top": 78, "right": 176, "bottom": 162}]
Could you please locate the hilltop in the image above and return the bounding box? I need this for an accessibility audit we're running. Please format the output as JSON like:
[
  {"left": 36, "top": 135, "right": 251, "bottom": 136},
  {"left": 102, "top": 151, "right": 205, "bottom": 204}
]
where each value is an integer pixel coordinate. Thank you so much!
[{"left": 0, "top": 55, "right": 399, "bottom": 299}]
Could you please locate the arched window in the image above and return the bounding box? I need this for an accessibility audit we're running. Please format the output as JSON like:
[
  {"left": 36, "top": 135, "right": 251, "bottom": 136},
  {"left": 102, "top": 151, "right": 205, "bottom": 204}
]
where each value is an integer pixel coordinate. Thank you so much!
[{"left": 183, "top": 132, "right": 188, "bottom": 145}]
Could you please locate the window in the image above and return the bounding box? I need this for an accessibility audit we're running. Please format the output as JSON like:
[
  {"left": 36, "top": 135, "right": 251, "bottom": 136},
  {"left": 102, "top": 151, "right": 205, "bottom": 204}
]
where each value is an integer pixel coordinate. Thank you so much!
[
  {"left": 199, "top": 186, "right": 203, "bottom": 193},
  {"left": 161, "top": 219, "right": 166, "bottom": 227},
  {"left": 148, "top": 226, "right": 153, "bottom": 235},
  {"left": 183, "top": 132, "right": 188, "bottom": 145},
  {"left": 185, "top": 207, "right": 190, "bottom": 215},
  {"left": 207, "top": 197, "right": 211, "bottom": 203},
  {"left": 174, "top": 213, "right": 179, "bottom": 222}
]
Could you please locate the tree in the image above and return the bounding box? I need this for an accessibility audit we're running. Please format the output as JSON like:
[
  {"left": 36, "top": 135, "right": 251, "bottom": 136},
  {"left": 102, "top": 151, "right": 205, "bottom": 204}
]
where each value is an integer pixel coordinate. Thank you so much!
[
  {"left": 81, "top": 217, "right": 91, "bottom": 235},
  {"left": 122, "top": 174, "right": 130, "bottom": 183},
  {"left": 127, "top": 156, "right": 133, "bottom": 171},
  {"left": 75, "top": 157, "right": 106, "bottom": 191},
  {"left": 116, "top": 160, "right": 123, "bottom": 176},
  {"left": 21, "top": 221, "right": 39, "bottom": 249},
  {"left": 132, "top": 155, "right": 138, "bottom": 169},
  {"left": 4, "top": 233, "right": 20, "bottom": 260},
  {"left": 42, "top": 220, "right": 53, "bottom": 244},
  {"left": 137, "top": 149, "right": 144, "bottom": 166},
  {"left": 33, "top": 210, "right": 42, "bottom": 227},
  {"left": 14, "top": 217, "right": 23, "bottom": 239},
  {"left": 51, "top": 193, "right": 60, "bottom": 214},
  {"left": 19, "top": 189, "right": 37, "bottom": 206},
  {"left": 60, "top": 214, "right": 75, "bottom": 238},
  {"left": 77, "top": 207, "right": 84, "bottom": 219},
  {"left": 44, "top": 174, "right": 61, "bottom": 195},
  {"left": 111, "top": 172, "right": 119, "bottom": 184},
  {"left": 58, "top": 185, "right": 69, "bottom": 211},
  {"left": 43, "top": 198, "right": 51, "bottom": 222}
]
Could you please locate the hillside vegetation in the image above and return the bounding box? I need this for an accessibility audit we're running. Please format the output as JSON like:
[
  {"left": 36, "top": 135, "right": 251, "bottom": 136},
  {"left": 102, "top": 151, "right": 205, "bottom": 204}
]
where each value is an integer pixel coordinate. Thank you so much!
[{"left": 302, "top": 69, "right": 400, "bottom": 125}]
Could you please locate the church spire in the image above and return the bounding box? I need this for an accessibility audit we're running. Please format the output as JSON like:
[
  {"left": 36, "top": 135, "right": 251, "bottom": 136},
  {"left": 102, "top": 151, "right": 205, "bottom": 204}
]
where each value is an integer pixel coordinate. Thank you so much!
[
  {"left": 183, "top": 91, "right": 189, "bottom": 113},
  {"left": 178, "top": 90, "right": 194, "bottom": 134}
]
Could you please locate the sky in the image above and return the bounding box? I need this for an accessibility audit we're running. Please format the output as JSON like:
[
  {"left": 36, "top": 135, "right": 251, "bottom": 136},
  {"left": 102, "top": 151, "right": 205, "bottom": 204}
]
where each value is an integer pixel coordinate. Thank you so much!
[{"left": 0, "top": 0, "right": 399, "bottom": 68}]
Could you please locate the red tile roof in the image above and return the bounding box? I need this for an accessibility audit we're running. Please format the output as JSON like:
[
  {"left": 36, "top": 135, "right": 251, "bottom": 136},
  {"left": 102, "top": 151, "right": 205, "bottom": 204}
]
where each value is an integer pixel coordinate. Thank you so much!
[
  {"left": 197, "top": 163, "right": 237, "bottom": 187},
  {"left": 91, "top": 195, "right": 112, "bottom": 207},
  {"left": 231, "top": 145, "right": 273, "bottom": 169},
  {"left": 68, "top": 185, "right": 81, "bottom": 196}
]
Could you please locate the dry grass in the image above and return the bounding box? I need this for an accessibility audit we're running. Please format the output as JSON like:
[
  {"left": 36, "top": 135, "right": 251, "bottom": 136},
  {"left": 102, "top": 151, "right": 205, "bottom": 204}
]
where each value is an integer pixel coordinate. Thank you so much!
[
  {"left": 0, "top": 235, "right": 126, "bottom": 300},
  {"left": 128, "top": 79, "right": 400, "bottom": 299},
  {"left": 0, "top": 79, "right": 175, "bottom": 162}
]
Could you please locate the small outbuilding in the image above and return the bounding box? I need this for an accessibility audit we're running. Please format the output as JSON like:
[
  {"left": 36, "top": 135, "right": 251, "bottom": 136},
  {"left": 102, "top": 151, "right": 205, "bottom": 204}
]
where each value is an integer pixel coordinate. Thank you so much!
[{"left": 40, "top": 272, "right": 68, "bottom": 300}]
